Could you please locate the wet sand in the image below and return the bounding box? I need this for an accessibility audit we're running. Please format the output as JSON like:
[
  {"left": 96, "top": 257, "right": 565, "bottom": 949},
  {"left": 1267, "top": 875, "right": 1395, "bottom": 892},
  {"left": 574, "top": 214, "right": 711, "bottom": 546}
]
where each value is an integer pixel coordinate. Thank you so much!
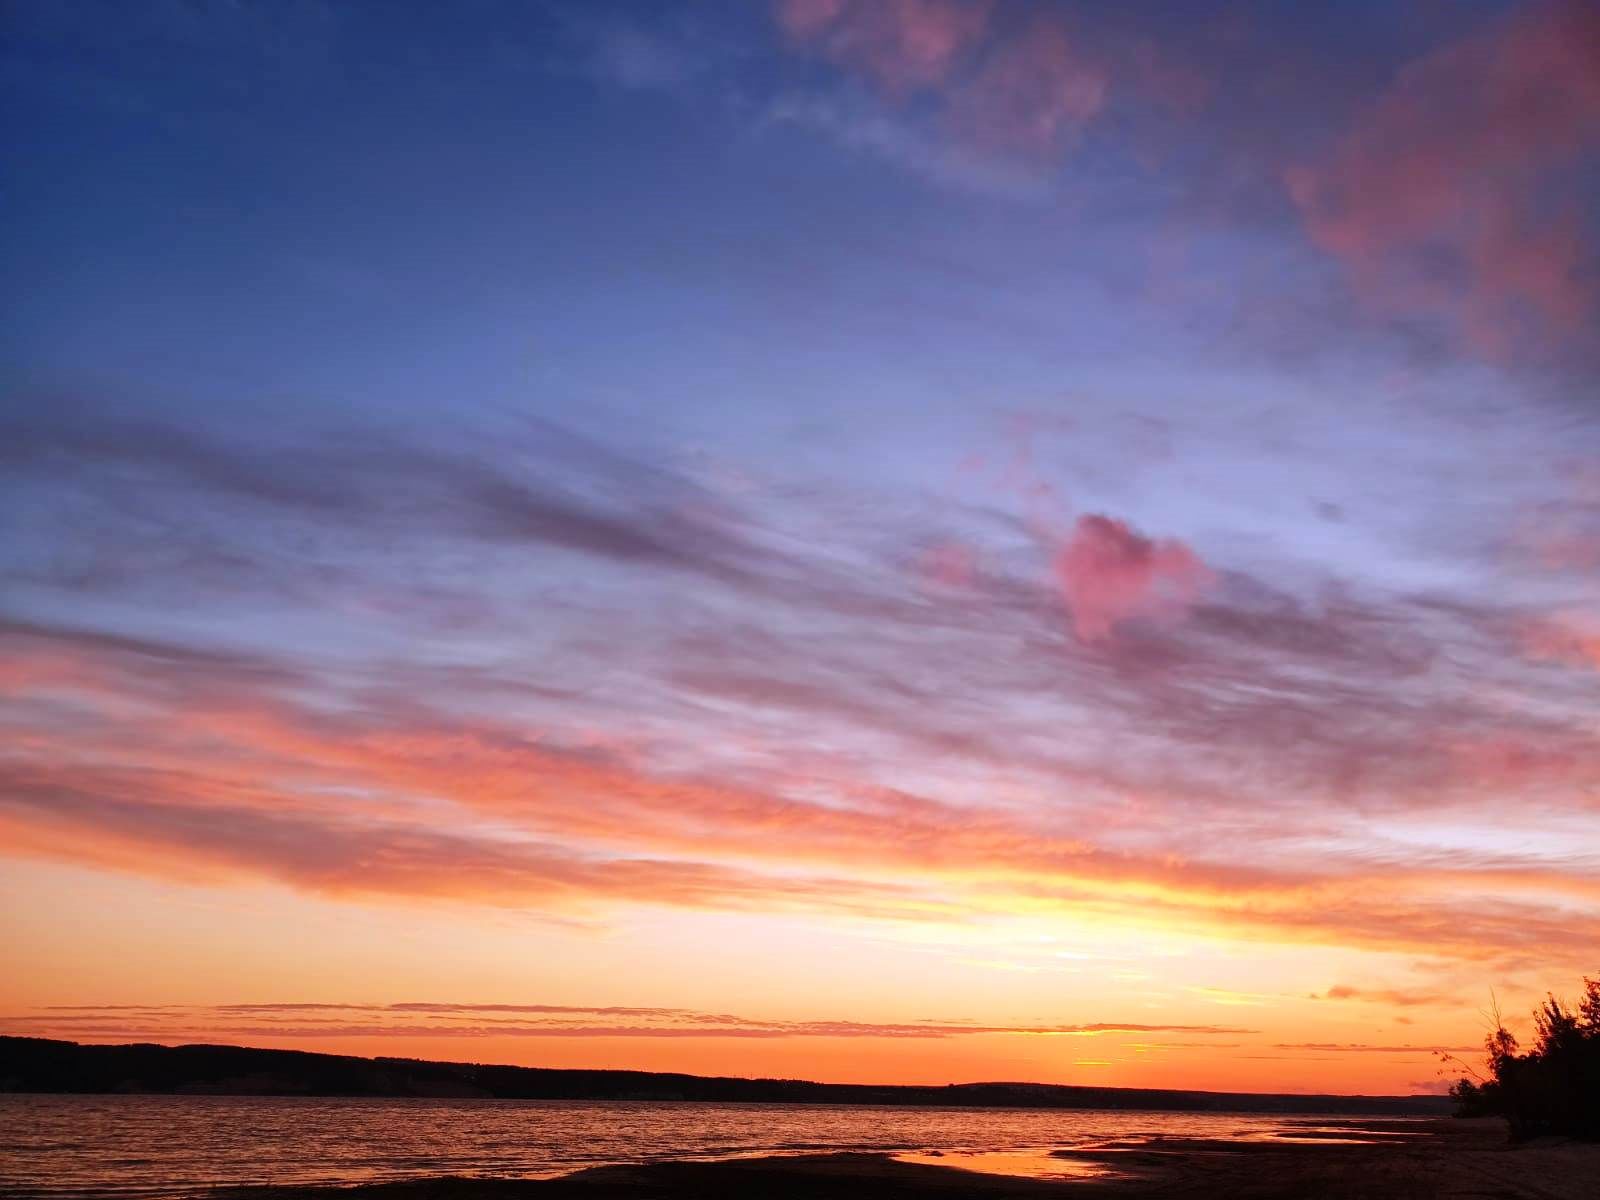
[{"left": 221, "top": 1120, "right": 1600, "bottom": 1200}]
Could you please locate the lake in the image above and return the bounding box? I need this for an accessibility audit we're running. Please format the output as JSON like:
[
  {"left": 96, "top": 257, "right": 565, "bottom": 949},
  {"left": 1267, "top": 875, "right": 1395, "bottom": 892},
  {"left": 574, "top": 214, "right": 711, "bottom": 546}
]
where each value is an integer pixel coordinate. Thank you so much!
[{"left": 0, "top": 1094, "right": 1423, "bottom": 1198}]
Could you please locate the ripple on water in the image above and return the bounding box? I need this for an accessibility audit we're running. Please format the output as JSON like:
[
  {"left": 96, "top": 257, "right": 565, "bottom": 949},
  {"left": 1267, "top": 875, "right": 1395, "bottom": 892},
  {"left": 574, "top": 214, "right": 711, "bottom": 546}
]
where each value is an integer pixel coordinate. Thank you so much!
[{"left": 0, "top": 1094, "right": 1436, "bottom": 1198}]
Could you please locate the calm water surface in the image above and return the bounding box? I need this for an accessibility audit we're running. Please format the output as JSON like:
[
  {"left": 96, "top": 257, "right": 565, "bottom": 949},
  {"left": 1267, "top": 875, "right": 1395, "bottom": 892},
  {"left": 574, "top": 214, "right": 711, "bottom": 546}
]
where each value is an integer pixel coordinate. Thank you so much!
[{"left": 0, "top": 1094, "right": 1422, "bottom": 1198}]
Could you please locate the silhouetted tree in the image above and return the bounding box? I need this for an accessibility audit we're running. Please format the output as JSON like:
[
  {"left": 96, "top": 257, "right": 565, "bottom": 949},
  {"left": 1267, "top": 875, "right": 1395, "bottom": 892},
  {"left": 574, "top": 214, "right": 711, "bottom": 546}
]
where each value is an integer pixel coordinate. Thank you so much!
[{"left": 1448, "top": 973, "right": 1600, "bottom": 1140}]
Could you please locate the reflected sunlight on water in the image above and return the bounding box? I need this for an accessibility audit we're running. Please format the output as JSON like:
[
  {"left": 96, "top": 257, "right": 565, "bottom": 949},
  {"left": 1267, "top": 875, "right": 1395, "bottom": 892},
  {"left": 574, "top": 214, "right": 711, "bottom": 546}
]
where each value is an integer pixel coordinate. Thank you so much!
[
  {"left": 894, "top": 1148, "right": 1114, "bottom": 1180},
  {"left": 0, "top": 1094, "right": 1425, "bottom": 1198}
]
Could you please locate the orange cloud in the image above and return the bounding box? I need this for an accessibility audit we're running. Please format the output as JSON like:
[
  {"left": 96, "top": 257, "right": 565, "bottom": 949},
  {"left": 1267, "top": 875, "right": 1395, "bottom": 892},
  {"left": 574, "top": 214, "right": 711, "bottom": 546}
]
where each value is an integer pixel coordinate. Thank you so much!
[
  {"left": 1274, "top": 1043, "right": 1480, "bottom": 1055},
  {"left": 1313, "top": 985, "right": 1450, "bottom": 1009},
  {"left": 6, "top": 617, "right": 1600, "bottom": 976},
  {"left": 0, "top": 1002, "right": 1255, "bottom": 1045}
]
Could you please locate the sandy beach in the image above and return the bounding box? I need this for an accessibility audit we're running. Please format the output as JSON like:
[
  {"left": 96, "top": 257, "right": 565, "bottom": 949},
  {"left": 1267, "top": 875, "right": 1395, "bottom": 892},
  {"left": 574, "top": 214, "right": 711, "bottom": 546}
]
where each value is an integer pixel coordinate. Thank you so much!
[{"left": 215, "top": 1120, "right": 1600, "bottom": 1200}]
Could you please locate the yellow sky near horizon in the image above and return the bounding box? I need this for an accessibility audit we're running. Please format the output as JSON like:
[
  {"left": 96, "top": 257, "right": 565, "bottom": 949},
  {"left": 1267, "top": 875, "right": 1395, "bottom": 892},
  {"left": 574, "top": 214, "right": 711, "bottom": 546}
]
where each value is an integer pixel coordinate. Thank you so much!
[{"left": 0, "top": 857, "right": 1562, "bottom": 1095}]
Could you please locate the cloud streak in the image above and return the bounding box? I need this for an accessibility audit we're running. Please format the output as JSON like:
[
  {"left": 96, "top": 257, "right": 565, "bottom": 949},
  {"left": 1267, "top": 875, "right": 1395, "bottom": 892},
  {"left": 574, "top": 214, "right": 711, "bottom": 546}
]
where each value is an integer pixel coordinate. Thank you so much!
[
  {"left": 0, "top": 1002, "right": 1255, "bottom": 1043},
  {"left": 3, "top": 400, "right": 1599, "bottom": 985}
]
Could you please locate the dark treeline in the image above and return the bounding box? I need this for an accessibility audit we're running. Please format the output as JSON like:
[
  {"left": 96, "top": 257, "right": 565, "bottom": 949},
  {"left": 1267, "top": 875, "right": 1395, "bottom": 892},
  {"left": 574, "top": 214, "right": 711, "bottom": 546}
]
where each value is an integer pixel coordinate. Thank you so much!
[
  {"left": 1450, "top": 973, "right": 1600, "bottom": 1140},
  {"left": 0, "top": 1036, "right": 1450, "bottom": 1115}
]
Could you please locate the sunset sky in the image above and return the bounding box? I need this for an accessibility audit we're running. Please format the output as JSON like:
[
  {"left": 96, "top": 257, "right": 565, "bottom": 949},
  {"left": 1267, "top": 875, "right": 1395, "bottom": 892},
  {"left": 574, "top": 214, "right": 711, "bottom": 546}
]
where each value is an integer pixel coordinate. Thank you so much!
[{"left": 3, "top": 0, "right": 1599, "bottom": 1096}]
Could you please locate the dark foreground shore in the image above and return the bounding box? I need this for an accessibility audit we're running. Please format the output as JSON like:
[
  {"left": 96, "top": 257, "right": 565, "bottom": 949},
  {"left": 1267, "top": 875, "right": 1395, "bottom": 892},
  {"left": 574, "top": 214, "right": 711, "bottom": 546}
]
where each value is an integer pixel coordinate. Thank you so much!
[{"left": 217, "top": 1120, "right": 1599, "bottom": 1200}]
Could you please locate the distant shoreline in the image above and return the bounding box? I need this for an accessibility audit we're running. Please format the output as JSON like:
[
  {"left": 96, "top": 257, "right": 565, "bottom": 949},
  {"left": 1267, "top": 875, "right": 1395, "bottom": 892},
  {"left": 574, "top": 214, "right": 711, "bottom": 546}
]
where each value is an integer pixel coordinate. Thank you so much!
[{"left": 0, "top": 1035, "right": 1451, "bottom": 1115}]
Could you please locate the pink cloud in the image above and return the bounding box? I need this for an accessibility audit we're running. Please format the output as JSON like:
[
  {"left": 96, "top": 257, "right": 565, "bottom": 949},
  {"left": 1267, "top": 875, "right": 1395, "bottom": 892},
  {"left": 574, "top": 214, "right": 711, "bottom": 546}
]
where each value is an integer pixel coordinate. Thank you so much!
[
  {"left": 775, "top": 0, "right": 1107, "bottom": 161},
  {"left": 1531, "top": 535, "right": 1600, "bottom": 573},
  {"left": 1125, "top": 37, "right": 1211, "bottom": 116},
  {"left": 775, "top": 0, "right": 993, "bottom": 94},
  {"left": 8, "top": 610, "right": 1600, "bottom": 970},
  {"left": 1054, "top": 514, "right": 1211, "bottom": 642},
  {"left": 947, "top": 15, "right": 1107, "bottom": 158},
  {"left": 1521, "top": 615, "right": 1600, "bottom": 671},
  {"left": 1515, "top": 460, "right": 1600, "bottom": 571},
  {"left": 1446, "top": 736, "right": 1585, "bottom": 789},
  {"left": 918, "top": 539, "right": 977, "bottom": 588},
  {"left": 1285, "top": 0, "right": 1600, "bottom": 354}
]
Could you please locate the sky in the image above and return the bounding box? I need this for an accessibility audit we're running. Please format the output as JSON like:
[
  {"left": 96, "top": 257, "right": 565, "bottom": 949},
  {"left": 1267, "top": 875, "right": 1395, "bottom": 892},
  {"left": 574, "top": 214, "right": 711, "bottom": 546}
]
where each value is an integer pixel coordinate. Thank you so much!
[{"left": 2, "top": 0, "right": 1598, "bottom": 1096}]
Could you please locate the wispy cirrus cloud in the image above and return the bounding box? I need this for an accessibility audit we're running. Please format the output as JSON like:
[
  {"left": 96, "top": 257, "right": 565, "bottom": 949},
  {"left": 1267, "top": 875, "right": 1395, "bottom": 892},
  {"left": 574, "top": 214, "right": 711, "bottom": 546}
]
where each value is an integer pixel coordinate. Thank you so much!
[
  {"left": 1521, "top": 614, "right": 1600, "bottom": 672},
  {"left": 4, "top": 602, "right": 1599, "bottom": 969},
  {"left": 1274, "top": 1043, "right": 1480, "bottom": 1055},
  {"left": 0, "top": 1001, "right": 1255, "bottom": 1044},
  {"left": 3, "top": 398, "right": 1599, "bottom": 980},
  {"left": 1310, "top": 986, "right": 1451, "bottom": 1009}
]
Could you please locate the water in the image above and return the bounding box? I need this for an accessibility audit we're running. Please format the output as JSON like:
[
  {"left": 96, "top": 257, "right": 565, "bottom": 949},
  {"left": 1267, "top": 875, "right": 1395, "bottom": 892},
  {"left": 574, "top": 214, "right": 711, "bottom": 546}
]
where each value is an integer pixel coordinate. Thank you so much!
[{"left": 0, "top": 1094, "right": 1422, "bottom": 1198}]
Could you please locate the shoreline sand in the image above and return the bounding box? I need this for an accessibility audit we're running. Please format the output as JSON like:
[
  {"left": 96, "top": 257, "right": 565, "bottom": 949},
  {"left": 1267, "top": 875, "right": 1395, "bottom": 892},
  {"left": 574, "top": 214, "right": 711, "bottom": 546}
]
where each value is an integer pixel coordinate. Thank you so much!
[{"left": 214, "top": 1120, "right": 1600, "bottom": 1200}]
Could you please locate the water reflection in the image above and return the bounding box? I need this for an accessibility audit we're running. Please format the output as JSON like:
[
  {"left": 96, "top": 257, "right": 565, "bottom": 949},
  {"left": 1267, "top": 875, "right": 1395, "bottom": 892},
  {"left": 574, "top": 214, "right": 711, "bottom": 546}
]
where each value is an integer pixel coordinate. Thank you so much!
[
  {"left": 0, "top": 1094, "right": 1429, "bottom": 1198},
  {"left": 895, "top": 1149, "right": 1113, "bottom": 1180}
]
